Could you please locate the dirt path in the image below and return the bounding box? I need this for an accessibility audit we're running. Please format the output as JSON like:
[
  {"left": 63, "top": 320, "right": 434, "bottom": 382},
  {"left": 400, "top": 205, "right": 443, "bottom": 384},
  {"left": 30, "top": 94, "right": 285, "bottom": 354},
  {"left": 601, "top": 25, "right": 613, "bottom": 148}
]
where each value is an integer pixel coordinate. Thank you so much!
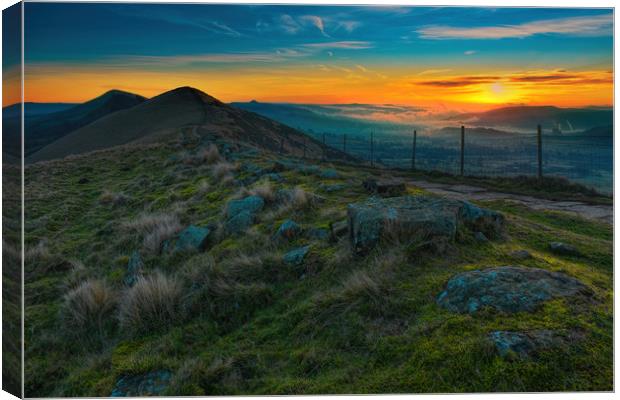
[{"left": 409, "top": 180, "right": 613, "bottom": 225}]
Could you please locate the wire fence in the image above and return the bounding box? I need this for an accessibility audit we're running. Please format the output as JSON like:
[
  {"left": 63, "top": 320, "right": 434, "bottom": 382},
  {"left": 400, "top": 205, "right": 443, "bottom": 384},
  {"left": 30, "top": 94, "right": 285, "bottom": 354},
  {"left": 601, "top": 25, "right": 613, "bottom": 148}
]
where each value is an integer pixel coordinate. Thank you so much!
[{"left": 312, "top": 127, "right": 612, "bottom": 195}]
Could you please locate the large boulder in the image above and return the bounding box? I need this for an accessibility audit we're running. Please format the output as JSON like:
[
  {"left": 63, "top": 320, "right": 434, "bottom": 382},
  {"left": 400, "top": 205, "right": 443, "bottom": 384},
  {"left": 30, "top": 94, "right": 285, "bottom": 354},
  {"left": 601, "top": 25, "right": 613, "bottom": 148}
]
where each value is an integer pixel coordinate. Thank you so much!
[
  {"left": 174, "top": 225, "right": 211, "bottom": 252},
  {"left": 347, "top": 195, "right": 504, "bottom": 253},
  {"left": 111, "top": 370, "right": 171, "bottom": 397},
  {"left": 437, "top": 266, "right": 590, "bottom": 314},
  {"left": 226, "top": 195, "right": 265, "bottom": 218},
  {"left": 224, "top": 195, "right": 265, "bottom": 234}
]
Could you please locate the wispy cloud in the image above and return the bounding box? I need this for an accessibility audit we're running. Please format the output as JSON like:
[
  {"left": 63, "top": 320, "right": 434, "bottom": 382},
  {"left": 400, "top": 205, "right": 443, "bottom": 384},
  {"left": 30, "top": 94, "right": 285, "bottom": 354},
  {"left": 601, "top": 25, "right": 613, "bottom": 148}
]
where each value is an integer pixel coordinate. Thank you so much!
[
  {"left": 302, "top": 41, "right": 373, "bottom": 50},
  {"left": 300, "top": 15, "right": 329, "bottom": 37},
  {"left": 337, "top": 20, "right": 362, "bottom": 33},
  {"left": 418, "top": 75, "right": 501, "bottom": 87},
  {"left": 417, "top": 69, "right": 452, "bottom": 76},
  {"left": 417, "top": 14, "right": 612, "bottom": 39},
  {"left": 279, "top": 14, "right": 302, "bottom": 35},
  {"left": 464, "top": 50, "right": 477, "bottom": 55}
]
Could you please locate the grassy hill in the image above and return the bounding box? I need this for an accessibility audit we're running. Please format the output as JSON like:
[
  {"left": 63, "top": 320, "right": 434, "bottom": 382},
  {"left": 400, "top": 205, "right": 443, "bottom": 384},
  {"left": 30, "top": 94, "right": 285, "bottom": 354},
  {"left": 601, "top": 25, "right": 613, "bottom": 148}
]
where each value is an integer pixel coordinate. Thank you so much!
[
  {"left": 21, "top": 124, "right": 612, "bottom": 396},
  {"left": 3, "top": 90, "right": 145, "bottom": 158},
  {"left": 27, "top": 87, "right": 353, "bottom": 164}
]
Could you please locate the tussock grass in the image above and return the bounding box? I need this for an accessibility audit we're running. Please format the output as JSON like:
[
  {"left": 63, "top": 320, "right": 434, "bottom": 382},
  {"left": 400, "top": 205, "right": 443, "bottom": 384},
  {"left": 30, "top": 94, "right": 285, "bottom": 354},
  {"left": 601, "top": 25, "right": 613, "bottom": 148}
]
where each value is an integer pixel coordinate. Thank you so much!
[
  {"left": 118, "top": 271, "right": 184, "bottom": 335},
  {"left": 99, "top": 190, "right": 130, "bottom": 206},
  {"left": 121, "top": 213, "right": 182, "bottom": 253},
  {"left": 60, "top": 278, "right": 117, "bottom": 340}
]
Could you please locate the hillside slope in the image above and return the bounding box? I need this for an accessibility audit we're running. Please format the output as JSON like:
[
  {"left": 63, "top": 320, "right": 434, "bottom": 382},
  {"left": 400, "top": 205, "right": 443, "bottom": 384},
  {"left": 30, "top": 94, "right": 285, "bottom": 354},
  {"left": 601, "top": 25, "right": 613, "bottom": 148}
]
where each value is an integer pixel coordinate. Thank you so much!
[
  {"left": 28, "top": 87, "right": 353, "bottom": 163},
  {"left": 22, "top": 135, "right": 612, "bottom": 396},
  {"left": 4, "top": 90, "right": 146, "bottom": 158}
]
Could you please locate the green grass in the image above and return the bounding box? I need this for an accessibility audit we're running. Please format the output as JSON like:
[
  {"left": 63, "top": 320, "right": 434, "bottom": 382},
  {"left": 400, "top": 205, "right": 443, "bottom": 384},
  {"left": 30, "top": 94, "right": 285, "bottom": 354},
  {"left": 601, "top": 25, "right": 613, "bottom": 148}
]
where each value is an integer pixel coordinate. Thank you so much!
[{"left": 22, "top": 134, "right": 613, "bottom": 396}]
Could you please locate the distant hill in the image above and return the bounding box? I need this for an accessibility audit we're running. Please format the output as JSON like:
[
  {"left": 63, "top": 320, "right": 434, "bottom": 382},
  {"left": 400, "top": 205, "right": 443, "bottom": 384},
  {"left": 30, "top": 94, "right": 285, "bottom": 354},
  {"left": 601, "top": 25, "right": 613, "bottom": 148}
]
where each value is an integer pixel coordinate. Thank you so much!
[
  {"left": 3, "top": 90, "right": 146, "bottom": 158},
  {"left": 3, "top": 102, "right": 77, "bottom": 118},
  {"left": 457, "top": 106, "right": 613, "bottom": 132},
  {"left": 27, "top": 87, "right": 354, "bottom": 163}
]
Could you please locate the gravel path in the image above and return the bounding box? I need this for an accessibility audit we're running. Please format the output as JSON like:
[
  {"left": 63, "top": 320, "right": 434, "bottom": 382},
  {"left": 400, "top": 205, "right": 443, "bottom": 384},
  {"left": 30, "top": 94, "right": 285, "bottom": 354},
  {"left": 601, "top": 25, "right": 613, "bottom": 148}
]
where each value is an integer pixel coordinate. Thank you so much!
[{"left": 409, "top": 180, "right": 613, "bottom": 225}]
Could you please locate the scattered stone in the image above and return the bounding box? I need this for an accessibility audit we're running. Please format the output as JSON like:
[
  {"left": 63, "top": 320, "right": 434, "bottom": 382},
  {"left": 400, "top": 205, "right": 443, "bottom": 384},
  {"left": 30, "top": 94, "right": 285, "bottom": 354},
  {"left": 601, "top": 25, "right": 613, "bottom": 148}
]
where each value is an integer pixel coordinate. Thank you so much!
[
  {"left": 437, "top": 266, "right": 589, "bottom": 314},
  {"left": 362, "top": 178, "right": 406, "bottom": 197},
  {"left": 110, "top": 370, "right": 172, "bottom": 397},
  {"left": 78, "top": 177, "right": 89, "bottom": 184},
  {"left": 320, "top": 169, "right": 339, "bottom": 179},
  {"left": 225, "top": 210, "right": 255, "bottom": 234},
  {"left": 124, "top": 251, "right": 143, "bottom": 286},
  {"left": 283, "top": 246, "right": 310, "bottom": 266},
  {"left": 173, "top": 225, "right": 211, "bottom": 252},
  {"left": 474, "top": 232, "right": 488, "bottom": 242},
  {"left": 459, "top": 202, "right": 505, "bottom": 238},
  {"left": 489, "top": 330, "right": 579, "bottom": 359},
  {"left": 264, "top": 172, "right": 284, "bottom": 183},
  {"left": 307, "top": 227, "right": 330, "bottom": 240},
  {"left": 329, "top": 220, "right": 348, "bottom": 241},
  {"left": 347, "top": 195, "right": 504, "bottom": 253},
  {"left": 276, "top": 219, "right": 302, "bottom": 240},
  {"left": 510, "top": 249, "right": 533, "bottom": 260},
  {"left": 319, "top": 183, "right": 346, "bottom": 193},
  {"left": 226, "top": 195, "right": 265, "bottom": 218},
  {"left": 549, "top": 242, "right": 581, "bottom": 256}
]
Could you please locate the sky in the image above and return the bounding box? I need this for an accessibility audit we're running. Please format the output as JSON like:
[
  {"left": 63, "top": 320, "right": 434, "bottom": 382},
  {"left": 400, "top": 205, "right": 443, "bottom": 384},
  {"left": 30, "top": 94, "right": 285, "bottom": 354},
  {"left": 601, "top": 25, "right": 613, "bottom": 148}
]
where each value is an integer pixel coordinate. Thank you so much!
[{"left": 4, "top": 3, "right": 614, "bottom": 111}]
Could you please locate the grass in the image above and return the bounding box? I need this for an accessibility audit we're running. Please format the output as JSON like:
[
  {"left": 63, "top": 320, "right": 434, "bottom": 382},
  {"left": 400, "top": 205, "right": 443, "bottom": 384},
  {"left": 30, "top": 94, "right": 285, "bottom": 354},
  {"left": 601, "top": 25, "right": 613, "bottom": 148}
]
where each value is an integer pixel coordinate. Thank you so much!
[{"left": 21, "top": 132, "right": 613, "bottom": 396}]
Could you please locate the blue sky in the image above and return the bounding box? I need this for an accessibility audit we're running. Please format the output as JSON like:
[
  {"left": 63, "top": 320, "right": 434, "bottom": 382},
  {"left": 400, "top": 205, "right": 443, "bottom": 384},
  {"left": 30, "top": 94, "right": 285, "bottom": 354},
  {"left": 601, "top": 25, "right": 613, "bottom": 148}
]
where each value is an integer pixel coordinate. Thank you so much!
[{"left": 11, "top": 3, "right": 614, "bottom": 108}]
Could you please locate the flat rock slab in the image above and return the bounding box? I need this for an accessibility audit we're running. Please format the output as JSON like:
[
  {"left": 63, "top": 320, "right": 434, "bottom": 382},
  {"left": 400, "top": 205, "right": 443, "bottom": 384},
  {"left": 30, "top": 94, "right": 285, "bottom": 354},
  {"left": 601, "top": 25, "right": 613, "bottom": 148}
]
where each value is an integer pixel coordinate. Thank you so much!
[
  {"left": 362, "top": 178, "right": 407, "bottom": 197},
  {"left": 437, "top": 266, "right": 589, "bottom": 314},
  {"left": 225, "top": 195, "right": 265, "bottom": 234},
  {"left": 111, "top": 370, "right": 171, "bottom": 397},
  {"left": 347, "top": 195, "right": 504, "bottom": 253},
  {"left": 489, "top": 330, "right": 571, "bottom": 358}
]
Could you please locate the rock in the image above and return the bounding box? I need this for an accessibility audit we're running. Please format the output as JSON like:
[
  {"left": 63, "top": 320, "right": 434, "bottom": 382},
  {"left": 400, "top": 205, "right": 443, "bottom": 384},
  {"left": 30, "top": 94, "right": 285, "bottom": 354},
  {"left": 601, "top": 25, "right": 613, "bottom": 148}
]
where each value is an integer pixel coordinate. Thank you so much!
[
  {"left": 362, "top": 178, "right": 406, "bottom": 197},
  {"left": 276, "top": 219, "right": 302, "bottom": 240},
  {"left": 264, "top": 172, "right": 284, "bottom": 182},
  {"left": 320, "top": 169, "right": 339, "bottom": 179},
  {"left": 283, "top": 246, "right": 310, "bottom": 266},
  {"left": 110, "top": 370, "right": 172, "bottom": 397},
  {"left": 225, "top": 210, "right": 255, "bottom": 234},
  {"left": 174, "top": 225, "right": 211, "bottom": 252},
  {"left": 226, "top": 195, "right": 264, "bottom": 218},
  {"left": 307, "top": 227, "right": 330, "bottom": 240},
  {"left": 489, "top": 330, "right": 576, "bottom": 359},
  {"left": 510, "top": 249, "right": 533, "bottom": 260},
  {"left": 329, "top": 220, "right": 348, "bottom": 241},
  {"left": 270, "top": 161, "right": 288, "bottom": 172},
  {"left": 298, "top": 165, "right": 321, "bottom": 175},
  {"left": 474, "top": 232, "right": 488, "bottom": 242},
  {"left": 347, "top": 195, "right": 504, "bottom": 253},
  {"left": 319, "top": 183, "right": 346, "bottom": 193},
  {"left": 459, "top": 202, "right": 505, "bottom": 239},
  {"left": 124, "top": 251, "right": 143, "bottom": 286},
  {"left": 437, "top": 266, "right": 589, "bottom": 314},
  {"left": 549, "top": 242, "right": 580, "bottom": 256},
  {"left": 78, "top": 177, "right": 89, "bottom": 184}
]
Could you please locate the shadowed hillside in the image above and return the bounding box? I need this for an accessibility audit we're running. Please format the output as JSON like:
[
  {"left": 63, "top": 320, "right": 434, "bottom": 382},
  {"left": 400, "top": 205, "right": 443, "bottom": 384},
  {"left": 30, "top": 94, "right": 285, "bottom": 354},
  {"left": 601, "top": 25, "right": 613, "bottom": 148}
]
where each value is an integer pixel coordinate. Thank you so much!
[
  {"left": 3, "top": 90, "right": 146, "bottom": 158},
  {"left": 27, "top": 87, "right": 354, "bottom": 164}
]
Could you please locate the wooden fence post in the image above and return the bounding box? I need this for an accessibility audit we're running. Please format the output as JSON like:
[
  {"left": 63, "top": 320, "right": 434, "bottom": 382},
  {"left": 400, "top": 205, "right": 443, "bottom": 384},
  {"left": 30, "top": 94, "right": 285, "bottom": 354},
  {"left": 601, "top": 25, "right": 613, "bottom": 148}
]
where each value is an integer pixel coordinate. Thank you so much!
[
  {"left": 460, "top": 125, "right": 465, "bottom": 176},
  {"left": 411, "top": 129, "right": 417, "bottom": 171},
  {"left": 370, "top": 131, "right": 374, "bottom": 168},
  {"left": 537, "top": 124, "right": 543, "bottom": 179}
]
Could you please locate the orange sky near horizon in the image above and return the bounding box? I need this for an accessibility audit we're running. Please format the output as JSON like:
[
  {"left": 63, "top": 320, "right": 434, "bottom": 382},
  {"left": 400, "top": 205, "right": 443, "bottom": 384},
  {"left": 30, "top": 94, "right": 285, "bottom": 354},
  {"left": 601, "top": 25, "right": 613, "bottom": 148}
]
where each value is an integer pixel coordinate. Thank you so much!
[{"left": 4, "top": 64, "right": 613, "bottom": 112}]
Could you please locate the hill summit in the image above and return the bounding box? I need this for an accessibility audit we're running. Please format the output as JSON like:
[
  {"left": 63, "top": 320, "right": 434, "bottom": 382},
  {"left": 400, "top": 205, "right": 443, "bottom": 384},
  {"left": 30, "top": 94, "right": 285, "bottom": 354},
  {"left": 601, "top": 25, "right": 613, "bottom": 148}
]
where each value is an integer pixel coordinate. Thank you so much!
[{"left": 27, "top": 86, "right": 351, "bottom": 163}]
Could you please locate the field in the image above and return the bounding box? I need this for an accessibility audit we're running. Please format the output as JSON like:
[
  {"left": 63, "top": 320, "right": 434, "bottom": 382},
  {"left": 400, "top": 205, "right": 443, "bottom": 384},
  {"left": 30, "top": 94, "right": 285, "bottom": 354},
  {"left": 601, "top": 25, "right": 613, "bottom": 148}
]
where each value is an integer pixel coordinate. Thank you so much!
[{"left": 21, "top": 130, "right": 613, "bottom": 396}]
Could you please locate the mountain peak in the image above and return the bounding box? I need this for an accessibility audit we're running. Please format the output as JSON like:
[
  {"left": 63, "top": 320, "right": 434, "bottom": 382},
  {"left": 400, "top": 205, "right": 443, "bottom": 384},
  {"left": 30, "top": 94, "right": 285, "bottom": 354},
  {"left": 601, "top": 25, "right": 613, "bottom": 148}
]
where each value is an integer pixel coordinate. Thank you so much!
[{"left": 155, "top": 86, "right": 220, "bottom": 105}]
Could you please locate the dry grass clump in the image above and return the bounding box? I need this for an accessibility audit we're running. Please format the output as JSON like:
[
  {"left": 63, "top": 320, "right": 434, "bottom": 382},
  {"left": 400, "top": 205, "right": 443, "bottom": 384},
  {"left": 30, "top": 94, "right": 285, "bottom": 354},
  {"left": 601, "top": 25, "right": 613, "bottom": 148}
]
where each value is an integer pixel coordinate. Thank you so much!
[
  {"left": 99, "top": 190, "right": 130, "bottom": 206},
  {"left": 118, "top": 271, "right": 184, "bottom": 334},
  {"left": 121, "top": 213, "right": 182, "bottom": 253},
  {"left": 60, "top": 278, "right": 117, "bottom": 337},
  {"left": 239, "top": 181, "right": 276, "bottom": 203},
  {"left": 201, "top": 144, "right": 223, "bottom": 164},
  {"left": 211, "top": 161, "right": 236, "bottom": 180}
]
